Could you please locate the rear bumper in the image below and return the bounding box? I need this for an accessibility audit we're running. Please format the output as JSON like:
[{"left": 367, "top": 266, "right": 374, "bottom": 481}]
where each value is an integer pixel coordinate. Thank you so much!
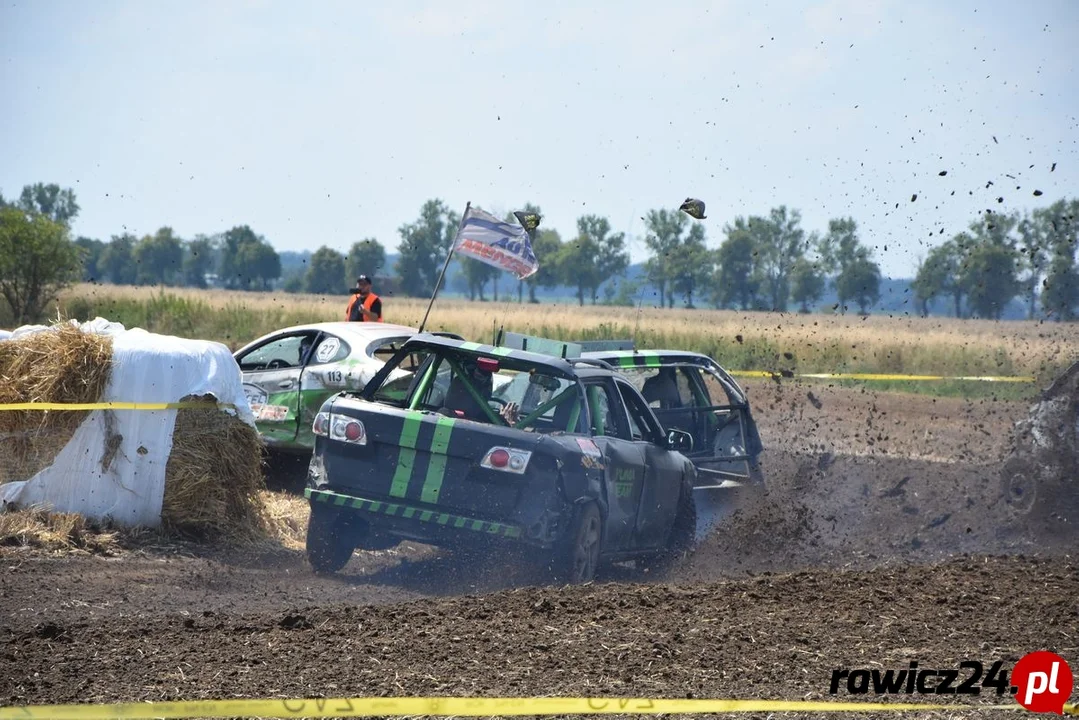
[{"left": 305, "top": 487, "right": 558, "bottom": 548}]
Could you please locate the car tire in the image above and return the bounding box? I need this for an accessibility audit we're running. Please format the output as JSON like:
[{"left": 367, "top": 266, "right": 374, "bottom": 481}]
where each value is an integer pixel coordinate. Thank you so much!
[
  {"left": 305, "top": 504, "right": 358, "bottom": 574},
  {"left": 640, "top": 475, "right": 697, "bottom": 578},
  {"left": 553, "top": 502, "right": 603, "bottom": 585}
]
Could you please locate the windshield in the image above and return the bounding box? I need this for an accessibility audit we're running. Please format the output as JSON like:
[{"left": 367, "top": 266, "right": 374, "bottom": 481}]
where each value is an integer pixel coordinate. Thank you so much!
[{"left": 372, "top": 346, "right": 584, "bottom": 434}]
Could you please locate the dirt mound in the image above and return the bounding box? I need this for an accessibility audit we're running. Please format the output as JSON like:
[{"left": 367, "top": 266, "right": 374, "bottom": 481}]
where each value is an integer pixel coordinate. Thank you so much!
[{"left": 679, "top": 449, "right": 1073, "bottom": 582}]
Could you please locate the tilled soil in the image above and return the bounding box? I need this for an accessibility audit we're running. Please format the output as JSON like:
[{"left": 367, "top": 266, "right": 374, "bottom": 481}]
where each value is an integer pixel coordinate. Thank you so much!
[
  {"left": 1, "top": 384, "right": 1076, "bottom": 718},
  {"left": 3, "top": 557, "right": 1075, "bottom": 719}
]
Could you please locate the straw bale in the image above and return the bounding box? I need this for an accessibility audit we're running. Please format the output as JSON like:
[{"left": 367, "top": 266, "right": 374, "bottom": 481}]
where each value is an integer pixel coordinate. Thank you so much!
[
  {"left": 0, "top": 324, "right": 112, "bottom": 483},
  {"left": 161, "top": 393, "right": 269, "bottom": 540}
]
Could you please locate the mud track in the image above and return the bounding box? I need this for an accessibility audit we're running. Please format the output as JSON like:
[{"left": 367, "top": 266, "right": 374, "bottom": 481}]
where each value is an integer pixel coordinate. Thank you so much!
[{"left": 2, "top": 383, "right": 1076, "bottom": 717}]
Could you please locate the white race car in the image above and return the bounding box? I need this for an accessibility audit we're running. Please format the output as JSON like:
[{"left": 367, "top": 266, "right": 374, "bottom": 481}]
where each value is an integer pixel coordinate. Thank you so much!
[{"left": 233, "top": 321, "right": 443, "bottom": 451}]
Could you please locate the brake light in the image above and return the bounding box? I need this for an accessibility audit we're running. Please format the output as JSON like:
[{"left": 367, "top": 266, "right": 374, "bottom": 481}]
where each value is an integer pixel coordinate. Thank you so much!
[
  {"left": 481, "top": 446, "right": 531, "bottom": 474},
  {"left": 313, "top": 411, "right": 330, "bottom": 437},
  {"left": 344, "top": 421, "right": 364, "bottom": 442},
  {"left": 329, "top": 416, "right": 367, "bottom": 445}
]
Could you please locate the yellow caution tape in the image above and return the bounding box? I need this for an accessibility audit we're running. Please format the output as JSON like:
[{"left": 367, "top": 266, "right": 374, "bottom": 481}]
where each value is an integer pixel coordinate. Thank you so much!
[
  {"left": 0, "top": 696, "right": 1045, "bottom": 719},
  {"left": 0, "top": 401, "right": 239, "bottom": 412},
  {"left": 727, "top": 370, "right": 1036, "bottom": 382}
]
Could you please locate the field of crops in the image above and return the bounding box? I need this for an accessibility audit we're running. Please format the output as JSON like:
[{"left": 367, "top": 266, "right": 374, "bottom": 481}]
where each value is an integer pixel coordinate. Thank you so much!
[{"left": 57, "top": 284, "right": 1079, "bottom": 387}]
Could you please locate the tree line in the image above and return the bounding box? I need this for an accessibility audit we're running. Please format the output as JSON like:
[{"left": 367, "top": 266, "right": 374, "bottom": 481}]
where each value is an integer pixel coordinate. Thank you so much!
[
  {"left": 911, "top": 199, "right": 1079, "bottom": 320},
  {"left": 1, "top": 181, "right": 1077, "bottom": 325}
]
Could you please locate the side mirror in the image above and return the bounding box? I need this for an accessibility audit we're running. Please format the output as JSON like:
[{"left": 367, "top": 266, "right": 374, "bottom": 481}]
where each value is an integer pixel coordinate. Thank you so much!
[{"left": 666, "top": 429, "right": 693, "bottom": 453}]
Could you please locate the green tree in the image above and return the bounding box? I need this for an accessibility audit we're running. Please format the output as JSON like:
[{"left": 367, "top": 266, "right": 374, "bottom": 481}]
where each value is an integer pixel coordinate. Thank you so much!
[
  {"left": 642, "top": 208, "right": 689, "bottom": 308},
  {"left": 1040, "top": 199, "right": 1079, "bottom": 320},
  {"left": 668, "top": 224, "right": 713, "bottom": 308},
  {"left": 16, "top": 183, "right": 79, "bottom": 225},
  {"left": 558, "top": 215, "right": 628, "bottom": 306},
  {"left": 835, "top": 256, "right": 881, "bottom": 314},
  {"left": 959, "top": 214, "right": 1020, "bottom": 319},
  {"left": 345, "top": 238, "right": 387, "bottom": 282},
  {"left": 714, "top": 219, "right": 762, "bottom": 310},
  {"left": 789, "top": 257, "right": 826, "bottom": 312},
  {"left": 1017, "top": 212, "right": 1049, "bottom": 319},
  {"left": 819, "top": 218, "right": 881, "bottom": 314},
  {"left": 182, "top": 235, "right": 216, "bottom": 288},
  {"left": 74, "top": 237, "right": 106, "bottom": 282},
  {"left": 912, "top": 240, "right": 962, "bottom": 317},
  {"left": 396, "top": 199, "right": 459, "bottom": 297},
  {"left": 0, "top": 207, "right": 82, "bottom": 324},
  {"left": 524, "top": 228, "right": 563, "bottom": 303},
  {"left": 756, "top": 206, "right": 806, "bottom": 311},
  {"left": 101, "top": 234, "right": 138, "bottom": 285},
  {"left": 133, "top": 227, "right": 184, "bottom": 285},
  {"left": 305, "top": 246, "right": 347, "bottom": 294},
  {"left": 219, "top": 225, "right": 280, "bottom": 290}
]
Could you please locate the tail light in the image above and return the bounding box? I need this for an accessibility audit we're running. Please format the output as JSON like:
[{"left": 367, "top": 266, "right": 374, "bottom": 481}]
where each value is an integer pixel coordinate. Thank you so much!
[
  {"left": 313, "top": 411, "right": 366, "bottom": 445},
  {"left": 481, "top": 446, "right": 531, "bottom": 474},
  {"left": 331, "top": 416, "right": 367, "bottom": 445}
]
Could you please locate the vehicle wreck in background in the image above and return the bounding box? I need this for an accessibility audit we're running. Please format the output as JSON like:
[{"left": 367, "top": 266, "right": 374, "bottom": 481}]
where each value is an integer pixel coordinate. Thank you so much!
[{"left": 232, "top": 322, "right": 431, "bottom": 451}]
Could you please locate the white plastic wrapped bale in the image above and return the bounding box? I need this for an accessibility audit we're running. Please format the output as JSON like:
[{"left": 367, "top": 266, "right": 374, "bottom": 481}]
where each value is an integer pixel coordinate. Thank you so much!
[
  {"left": 0, "top": 329, "right": 11, "bottom": 341},
  {"left": 0, "top": 318, "right": 257, "bottom": 528}
]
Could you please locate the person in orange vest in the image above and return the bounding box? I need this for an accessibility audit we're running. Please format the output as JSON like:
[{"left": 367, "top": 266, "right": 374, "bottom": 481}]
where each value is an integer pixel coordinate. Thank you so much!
[{"left": 345, "top": 274, "right": 383, "bottom": 322}]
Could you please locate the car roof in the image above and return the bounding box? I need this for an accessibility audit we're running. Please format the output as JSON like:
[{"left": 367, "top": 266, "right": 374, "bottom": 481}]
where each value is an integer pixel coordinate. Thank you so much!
[
  {"left": 582, "top": 349, "right": 714, "bottom": 366},
  {"left": 401, "top": 333, "right": 621, "bottom": 379}
]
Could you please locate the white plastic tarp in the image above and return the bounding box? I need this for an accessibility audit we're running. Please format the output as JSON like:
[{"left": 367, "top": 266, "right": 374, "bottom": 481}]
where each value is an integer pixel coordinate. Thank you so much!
[{"left": 0, "top": 318, "right": 255, "bottom": 527}]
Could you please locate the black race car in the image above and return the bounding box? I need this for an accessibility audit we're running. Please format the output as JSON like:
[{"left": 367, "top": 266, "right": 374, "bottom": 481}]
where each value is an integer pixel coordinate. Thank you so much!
[{"left": 303, "top": 333, "right": 699, "bottom": 583}]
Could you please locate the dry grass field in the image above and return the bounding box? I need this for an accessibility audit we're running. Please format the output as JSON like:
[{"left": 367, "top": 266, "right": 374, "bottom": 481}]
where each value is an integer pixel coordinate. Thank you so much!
[{"left": 54, "top": 284, "right": 1079, "bottom": 386}]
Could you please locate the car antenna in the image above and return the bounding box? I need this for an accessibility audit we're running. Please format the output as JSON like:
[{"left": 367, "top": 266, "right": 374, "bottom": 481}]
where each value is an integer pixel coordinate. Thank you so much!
[
  {"left": 495, "top": 324, "right": 504, "bottom": 347},
  {"left": 631, "top": 293, "right": 644, "bottom": 353}
]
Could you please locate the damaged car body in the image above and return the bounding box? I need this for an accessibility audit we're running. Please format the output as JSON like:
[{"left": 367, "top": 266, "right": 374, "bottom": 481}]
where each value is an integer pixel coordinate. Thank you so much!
[
  {"left": 303, "top": 333, "right": 698, "bottom": 583},
  {"left": 579, "top": 345, "right": 765, "bottom": 489}
]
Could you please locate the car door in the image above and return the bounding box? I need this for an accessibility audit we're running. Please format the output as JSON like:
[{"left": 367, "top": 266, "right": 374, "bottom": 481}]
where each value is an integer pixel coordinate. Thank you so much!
[
  {"left": 294, "top": 332, "right": 353, "bottom": 447},
  {"left": 582, "top": 380, "right": 645, "bottom": 552},
  {"left": 614, "top": 379, "right": 683, "bottom": 549},
  {"left": 235, "top": 331, "right": 318, "bottom": 446}
]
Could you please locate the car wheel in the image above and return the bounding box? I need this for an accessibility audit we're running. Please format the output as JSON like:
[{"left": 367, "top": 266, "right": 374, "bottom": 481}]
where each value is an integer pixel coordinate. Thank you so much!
[
  {"left": 554, "top": 502, "right": 602, "bottom": 585},
  {"left": 640, "top": 475, "right": 697, "bottom": 578},
  {"left": 305, "top": 504, "right": 359, "bottom": 574}
]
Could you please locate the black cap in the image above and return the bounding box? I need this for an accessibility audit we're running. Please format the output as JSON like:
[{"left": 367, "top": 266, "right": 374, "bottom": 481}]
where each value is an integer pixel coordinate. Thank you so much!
[{"left": 356, "top": 275, "right": 372, "bottom": 284}]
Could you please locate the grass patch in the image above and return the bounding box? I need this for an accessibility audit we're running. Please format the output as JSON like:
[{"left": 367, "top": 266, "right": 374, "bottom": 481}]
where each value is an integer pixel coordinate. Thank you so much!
[{"left": 51, "top": 284, "right": 1079, "bottom": 392}]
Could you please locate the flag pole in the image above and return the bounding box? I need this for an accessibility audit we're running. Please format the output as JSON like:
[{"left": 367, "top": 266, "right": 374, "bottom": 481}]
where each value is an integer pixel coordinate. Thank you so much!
[{"left": 418, "top": 201, "right": 470, "bottom": 334}]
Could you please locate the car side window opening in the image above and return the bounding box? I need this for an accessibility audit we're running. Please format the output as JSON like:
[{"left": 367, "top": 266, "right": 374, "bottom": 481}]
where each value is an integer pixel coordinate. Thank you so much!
[
  {"left": 617, "top": 381, "right": 664, "bottom": 444},
  {"left": 367, "top": 337, "right": 413, "bottom": 364},
  {"left": 237, "top": 333, "right": 316, "bottom": 371},
  {"left": 586, "top": 383, "right": 628, "bottom": 440}
]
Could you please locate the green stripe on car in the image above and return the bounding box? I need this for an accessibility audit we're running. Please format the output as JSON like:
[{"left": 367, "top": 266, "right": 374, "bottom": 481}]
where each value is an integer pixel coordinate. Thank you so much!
[
  {"left": 389, "top": 412, "right": 423, "bottom": 497},
  {"left": 459, "top": 341, "right": 482, "bottom": 351},
  {"left": 420, "top": 416, "right": 455, "bottom": 504}
]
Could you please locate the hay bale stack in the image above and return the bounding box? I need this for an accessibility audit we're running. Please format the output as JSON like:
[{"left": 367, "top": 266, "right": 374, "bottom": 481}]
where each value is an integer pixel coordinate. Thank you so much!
[
  {"left": 0, "top": 324, "right": 112, "bottom": 484},
  {"left": 162, "top": 393, "right": 268, "bottom": 540},
  {"left": 2, "top": 322, "right": 269, "bottom": 544}
]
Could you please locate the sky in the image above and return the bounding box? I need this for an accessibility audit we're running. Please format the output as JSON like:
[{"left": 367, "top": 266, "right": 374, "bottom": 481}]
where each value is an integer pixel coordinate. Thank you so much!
[{"left": 1, "top": 0, "right": 1077, "bottom": 278}]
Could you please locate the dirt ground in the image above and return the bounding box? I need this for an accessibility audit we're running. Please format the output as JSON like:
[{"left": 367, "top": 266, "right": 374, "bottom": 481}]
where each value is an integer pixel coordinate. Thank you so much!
[{"left": 2, "top": 381, "right": 1076, "bottom": 718}]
